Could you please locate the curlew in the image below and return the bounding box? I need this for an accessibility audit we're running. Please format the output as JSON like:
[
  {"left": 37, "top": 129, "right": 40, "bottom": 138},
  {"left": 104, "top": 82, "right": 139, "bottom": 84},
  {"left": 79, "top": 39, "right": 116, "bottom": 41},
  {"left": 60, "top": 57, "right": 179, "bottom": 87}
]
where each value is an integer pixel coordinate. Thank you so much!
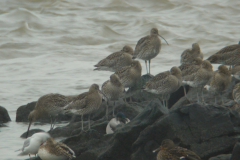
[
  {"left": 101, "top": 74, "right": 124, "bottom": 119},
  {"left": 182, "top": 60, "right": 213, "bottom": 103},
  {"left": 180, "top": 43, "right": 204, "bottom": 65},
  {"left": 143, "top": 67, "right": 182, "bottom": 108},
  {"left": 64, "top": 84, "right": 103, "bottom": 131},
  {"left": 204, "top": 65, "right": 232, "bottom": 104},
  {"left": 133, "top": 28, "right": 168, "bottom": 74},
  {"left": 153, "top": 139, "right": 201, "bottom": 160},
  {"left": 106, "top": 112, "right": 130, "bottom": 134},
  {"left": 16, "top": 132, "right": 50, "bottom": 158},
  {"left": 94, "top": 45, "right": 134, "bottom": 72},
  {"left": 38, "top": 137, "right": 75, "bottom": 160},
  {"left": 26, "top": 93, "right": 70, "bottom": 138}
]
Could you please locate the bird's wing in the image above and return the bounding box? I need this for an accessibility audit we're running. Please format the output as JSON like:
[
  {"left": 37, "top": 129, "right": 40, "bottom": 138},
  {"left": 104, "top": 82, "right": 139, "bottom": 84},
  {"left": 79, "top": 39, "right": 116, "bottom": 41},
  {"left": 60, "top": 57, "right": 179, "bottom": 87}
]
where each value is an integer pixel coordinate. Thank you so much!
[
  {"left": 134, "top": 35, "right": 151, "bottom": 56},
  {"left": 95, "top": 51, "right": 123, "bottom": 67},
  {"left": 215, "top": 44, "right": 240, "bottom": 54},
  {"left": 56, "top": 142, "right": 75, "bottom": 159},
  {"left": 65, "top": 97, "right": 88, "bottom": 110},
  {"left": 168, "top": 147, "right": 201, "bottom": 160},
  {"left": 115, "top": 66, "right": 131, "bottom": 79},
  {"left": 22, "top": 138, "right": 31, "bottom": 151}
]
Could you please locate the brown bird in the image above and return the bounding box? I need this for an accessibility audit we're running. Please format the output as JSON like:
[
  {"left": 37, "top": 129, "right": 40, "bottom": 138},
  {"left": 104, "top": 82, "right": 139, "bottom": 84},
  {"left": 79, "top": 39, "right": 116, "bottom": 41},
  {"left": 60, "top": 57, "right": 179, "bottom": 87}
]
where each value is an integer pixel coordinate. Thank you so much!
[
  {"left": 114, "top": 60, "right": 142, "bottom": 88},
  {"left": 180, "top": 43, "right": 204, "bottom": 65},
  {"left": 230, "top": 64, "right": 240, "bottom": 80},
  {"left": 182, "top": 60, "right": 213, "bottom": 103},
  {"left": 153, "top": 139, "right": 201, "bottom": 160},
  {"left": 101, "top": 74, "right": 124, "bottom": 119},
  {"left": 204, "top": 65, "right": 232, "bottom": 104},
  {"left": 179, "top": 57, "right": 203, "bottom": 96},
  {"left": 133, "top": 28, "right": 169, "bottom": 74},
  {"left": 94, "top": 45, "right": 134, "bottom": 72},
  {"left": 64, "top": 84, "right": 103, "bottom": 130},
  {"left": 232, "top": 82, "right": 240, "bottom": 105},
  {"left": 27, "top": 93, "right": 70, "bottom": 138},
  {"left": 38, "top": 137, "right": 75, "bottom": 160},
  {"left": 143, "top": 67, "right": 182, "bottom": 108},
  {"left": 214, "top": 41, "right": 240, "bottom": 55}
]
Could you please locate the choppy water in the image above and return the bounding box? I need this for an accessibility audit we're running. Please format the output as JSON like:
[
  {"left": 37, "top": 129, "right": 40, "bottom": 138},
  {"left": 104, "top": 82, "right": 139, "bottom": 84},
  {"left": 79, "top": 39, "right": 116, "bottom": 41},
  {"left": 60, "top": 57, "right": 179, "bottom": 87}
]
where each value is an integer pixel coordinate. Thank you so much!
[{"left": 0, "top": 0, "right": 239, "bottom": 159}]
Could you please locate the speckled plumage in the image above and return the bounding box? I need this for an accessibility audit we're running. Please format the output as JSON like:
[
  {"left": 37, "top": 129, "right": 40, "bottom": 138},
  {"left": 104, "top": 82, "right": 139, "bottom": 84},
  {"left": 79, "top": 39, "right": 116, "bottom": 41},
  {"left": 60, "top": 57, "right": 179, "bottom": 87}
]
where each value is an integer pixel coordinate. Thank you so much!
[
  {"left": 38, "top": 138, "right": 75, "bottom": 160},
  {"left": 182, "top": 60, "right": 213, "bottom": 102},
  {"left": 154, "top": 139, "right": 200, "bottom": 160},
  {"left": 231, "top": 65, "right": 240, "bottom": 80},
  {"left": 114, "top": 60, "right": 142, "bottom": 88},
  {"left": 133, "top": 28, "right": 168, "bottom": 74},
  {"left": 102, "top": 74, "right": 124, "bottom": 118},
  {"left": 204, "top": 65, "right": 232, "bottom": 104},
  {"left": 64, "top": 84, "right": 102, "bottom": 130},
  {"left": 207, "top": 48, "right": 240, "bottom": 65},
  {"left": 180, "top": 43, "right": 204, "bottom": 64},
  {"left": 214, "top": 41, "right": 240, "bottom": 55},
  {"left": 94, "top": 45, "right": 134, "bottom": 72},
  {"left": 27, "top": 93, "right": 71, "bottom": 138},
  {"left": 143, "top": 67, "right": 182, "bottom": 107},
  {"left": 232, "top": 82, "right": 240, "bottom": 105}
]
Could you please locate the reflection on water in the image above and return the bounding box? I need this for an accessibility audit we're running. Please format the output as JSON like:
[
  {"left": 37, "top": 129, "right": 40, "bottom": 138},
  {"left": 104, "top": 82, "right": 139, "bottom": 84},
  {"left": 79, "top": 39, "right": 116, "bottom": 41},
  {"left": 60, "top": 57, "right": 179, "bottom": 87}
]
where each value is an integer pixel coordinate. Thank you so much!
[{"left": 0, "top": 0, "right": 239, "bottom": 159}]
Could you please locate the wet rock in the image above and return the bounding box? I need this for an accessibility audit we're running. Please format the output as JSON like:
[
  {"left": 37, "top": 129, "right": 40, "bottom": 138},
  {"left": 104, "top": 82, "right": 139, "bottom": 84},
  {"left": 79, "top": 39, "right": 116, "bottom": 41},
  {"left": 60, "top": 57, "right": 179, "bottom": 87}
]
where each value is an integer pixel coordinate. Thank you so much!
[
  {"left": 16, "top": 101, "right": 73, "bottom": 123},
  {"left": 0, "top": 106, "right": 11, "bottom": 123},
  {"left": 131, "top": 104, "right": 240, "bottom": 160},
  {"left": 20, "top": 129, "right": 45, "bottom": 138},
  {"left": 230, "top": 142, "right": 240, "bottom": 160},
  {"left": 209, "top": 154, "right": 232, "bottom": 160}
]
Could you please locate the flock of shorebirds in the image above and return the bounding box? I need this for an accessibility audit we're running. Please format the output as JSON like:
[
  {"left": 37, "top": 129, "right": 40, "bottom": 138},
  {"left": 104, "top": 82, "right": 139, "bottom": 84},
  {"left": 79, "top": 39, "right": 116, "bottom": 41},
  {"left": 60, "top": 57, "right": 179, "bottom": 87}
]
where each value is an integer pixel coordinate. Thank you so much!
[{"left": 17, "top": 28, "right": 240, "bottom": 160}]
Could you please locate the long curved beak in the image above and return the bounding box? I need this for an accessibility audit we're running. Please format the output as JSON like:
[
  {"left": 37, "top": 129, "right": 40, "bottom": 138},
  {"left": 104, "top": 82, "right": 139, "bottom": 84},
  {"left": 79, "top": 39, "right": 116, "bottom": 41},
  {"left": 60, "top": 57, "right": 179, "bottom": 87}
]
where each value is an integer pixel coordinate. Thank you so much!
[
  {"left": 26, "top": 121, "right": 32, "bottom": 138},
  {"left": 152, "top": 147, "right": 161, "bottom": 153},
  {"left": 158, "top": 34, "right": 169, "bottom": 45}
]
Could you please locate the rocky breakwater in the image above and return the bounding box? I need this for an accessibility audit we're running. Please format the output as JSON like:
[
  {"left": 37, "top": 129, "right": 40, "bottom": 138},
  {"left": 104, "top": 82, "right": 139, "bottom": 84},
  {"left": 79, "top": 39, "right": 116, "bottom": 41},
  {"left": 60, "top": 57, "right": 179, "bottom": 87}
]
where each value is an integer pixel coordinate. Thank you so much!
[{"left": 0, "top": 105, "right": 11, "bottom": 127}]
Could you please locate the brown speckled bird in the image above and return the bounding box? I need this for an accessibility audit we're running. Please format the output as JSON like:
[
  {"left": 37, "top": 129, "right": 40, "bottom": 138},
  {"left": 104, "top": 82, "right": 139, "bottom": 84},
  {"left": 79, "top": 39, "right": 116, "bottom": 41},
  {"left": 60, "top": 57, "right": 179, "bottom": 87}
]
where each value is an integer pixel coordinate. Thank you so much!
[
  {"left": 182, "top": 60, "right": 213, "bottom": 103},
  {"left": 38, "top": 137, "right": 75, "bottom": 160},
  {"left": 114, "top": 60, "right": 142, "bottom": 88},
  {"left": 133, "top": 28, "right": 168, "bottom": 74},
  {"left": 214, "top": 41, "right": 240, "bottom": 55},
  {"left": 64, "top": 84, "right": 102, "bottom": 130},
  {"left": 153, "top": 139, "right": 201, "bottom": 160},
  {"left": 180, "top": 43, "right": 204, "bottom": 65},
  {"left": 101, "top": 74, "right": 124, "bottom": 119},
  {"left": 143, "top": 67, "right": 182, "bottom": 108},
  {"left": 204, "top": 65, "right": 232, "bottom": 104},
  {"left": 232, "top": 82, "right": 240, "bottom": 105},
  {"left": 26, "top": 93, "right": 71, "bottom": 138},
  {"left": 94, "top": 45, "right": 134, "bottom": 72},
  {"left": 179, "top": 57, "right": 203, "bottom": 96}
]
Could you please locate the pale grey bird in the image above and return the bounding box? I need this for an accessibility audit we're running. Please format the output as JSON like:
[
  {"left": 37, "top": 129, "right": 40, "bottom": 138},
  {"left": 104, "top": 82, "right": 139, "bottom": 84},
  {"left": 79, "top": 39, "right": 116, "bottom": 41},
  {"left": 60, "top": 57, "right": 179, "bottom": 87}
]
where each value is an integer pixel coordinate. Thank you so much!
[
  {"left": 204, "top": 65, "right": 232, "bottom": 104},
  {"left": 94, "top": 45, "right": 134, "bottom": 72},
  {"left": 143, "top": 67, "right": 182, "bottom": 108},
  {"left": 101, "top": 74, "right": 124, "bottom": 119},
  {"left": 180, "top": 43, "right": 204, "bottom": 65},
  {"left": 38, "top": 137, "right": 75, "bottom": 160},
  {"left": 64, "top": 84, "right": 103, "bottom": 131},
  {"left": 133, "top": 28, "right": 169, "bottom": 75}
]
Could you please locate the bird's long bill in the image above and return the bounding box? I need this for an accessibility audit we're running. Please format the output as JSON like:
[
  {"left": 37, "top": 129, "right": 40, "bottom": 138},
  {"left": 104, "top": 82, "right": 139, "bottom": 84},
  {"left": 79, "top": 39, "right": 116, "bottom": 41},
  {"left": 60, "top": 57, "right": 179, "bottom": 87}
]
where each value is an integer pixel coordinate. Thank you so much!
[
  {"left": 26, "top": 121, "right": 32, "bottom": 138},
  {"left": 98, "top": 90, "right": 109, "bottom": 101},
  {"left": 152, "top": 147, "right": 161, "bottom": 153},
  {"left": 158, "top": 34, "right": 169, "bottom": 45}
]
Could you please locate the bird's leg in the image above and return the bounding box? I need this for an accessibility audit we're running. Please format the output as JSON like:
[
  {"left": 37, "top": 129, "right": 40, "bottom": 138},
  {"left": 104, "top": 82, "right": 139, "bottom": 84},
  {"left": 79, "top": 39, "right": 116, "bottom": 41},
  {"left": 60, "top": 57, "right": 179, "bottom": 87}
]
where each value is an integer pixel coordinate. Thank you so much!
[
  {"left": 215, "top": 96, "right": 217, "bottom": 105},
  {"left": 50, "top": 115, "right": 53, "bottom": 130},
  {"left": 29, "top": 154, "right": 31, "bottom": 158},
  {"left": 81, "top": 114, "right": 84, "bottom": 131},
  {"left": 145, "top": 60, "right": 148, "bottom": 74},
  {"left": 88, "top": 113, "right": 91, "bottom": 130},
  {"left": 196, "top": 88, "right": 200, "bottom": 103},
  {"left": 51, "top": 117, "right": 57, "bottom": 130},
  {"left": 162, "top": 95, "right": 165, "bottom": 107},
  {"left": 221, "top": 92, "right": 224, "bottom": 105},
  {"left": 106, "top": 101, "right": 109, "bottom": 120},
  {"left": 35, "top": 154, "right": 36, "bottom": 157},
  {"left": 149, "top": 59, "right": 151, "bottom": 75},
  {"left": 113, "top": 101, "right": 116, "bottom": 116}
]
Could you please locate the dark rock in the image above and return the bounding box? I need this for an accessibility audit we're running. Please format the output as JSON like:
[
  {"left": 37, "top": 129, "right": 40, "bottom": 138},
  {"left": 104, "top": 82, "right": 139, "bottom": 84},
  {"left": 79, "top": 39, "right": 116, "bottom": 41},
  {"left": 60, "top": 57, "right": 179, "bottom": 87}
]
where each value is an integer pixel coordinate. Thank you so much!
[
  {"left": 20, "top": 129, "right": 45, "bottom": 138},
  {"left": 61, "top": 98, "right": 167, "bottom": 160},
  {"left": 0, "top": 106, "right": 11, "bottom": 123},
  {"left": 230, "top": 142, "right": 240, "bottom": 160},
  {"left": 131, "top": 104, "right": 240, "bottom": 160},
  {"left": 16, "top": 101, "right": 74, "bottom": 123},
  {"left": 0, "top": 123, "right": 7, "bottom": 127},
  {"left": 209, "top": 154, "right": 232, "bottom": 160}
]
